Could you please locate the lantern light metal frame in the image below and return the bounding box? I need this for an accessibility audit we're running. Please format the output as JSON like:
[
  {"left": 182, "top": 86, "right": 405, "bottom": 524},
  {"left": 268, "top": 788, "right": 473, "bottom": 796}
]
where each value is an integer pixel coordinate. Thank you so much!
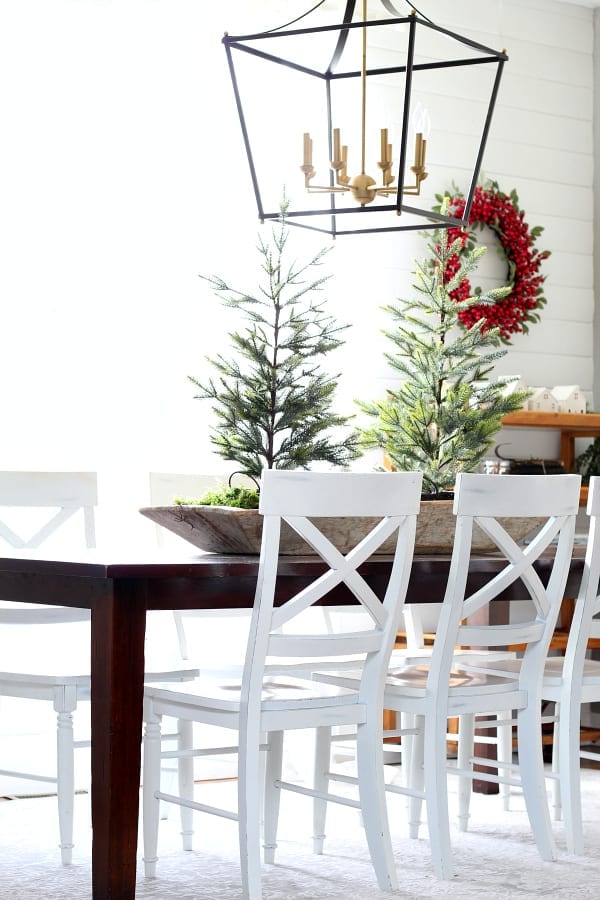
[{"left": 222, "top": 1, "right": 508, "bottom": 237}]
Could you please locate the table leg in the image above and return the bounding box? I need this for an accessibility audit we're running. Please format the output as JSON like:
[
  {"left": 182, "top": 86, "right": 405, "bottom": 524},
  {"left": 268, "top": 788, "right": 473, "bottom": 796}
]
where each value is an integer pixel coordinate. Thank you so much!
[{"left": 90, "top": 578, "right": 147, "bottom": 899}]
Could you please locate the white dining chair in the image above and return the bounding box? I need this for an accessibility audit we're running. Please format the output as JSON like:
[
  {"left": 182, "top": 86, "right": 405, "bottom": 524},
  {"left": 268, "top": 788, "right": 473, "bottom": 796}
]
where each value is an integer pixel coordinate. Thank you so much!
[
  {"left": 141, "top": 468, "right": 422, "bottom": 900},
  {"left": 457, "top": 475, "right": 600, "bottom": 855},
  {"left": 313, "top": 472, "right": 581, "bottom": 880},
  {"left": 0, "top": 471, "right": 198, "bottom": 865},
  {"left": 547, "top": 475, "right": 600, "bottom": 853}
]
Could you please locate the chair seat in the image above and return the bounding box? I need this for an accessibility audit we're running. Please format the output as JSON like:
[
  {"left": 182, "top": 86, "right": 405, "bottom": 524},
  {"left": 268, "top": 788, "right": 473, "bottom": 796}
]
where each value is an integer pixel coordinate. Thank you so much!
[
  {"left": 0, "top": 668, "right": 198, "bottom": 688},
  {"left": 315, "top": 663, "right": 525, "bottom": 700},
  {"left": 456, "top": 654, "right": 600, "bottom": 688},
  {"left": 0, "top": 669, "right": 195, "bottom": 688},
  {"left": 0, "top": 605, "right": 92, "bottom": 624},
  {"left": 542, "top": 657, "right": 600, "bottom": 688},
  {"left": 389, "top": 647, "right": 516, "bottom": 666},
  {"left": 0, "top": 671, "right": 92, "bottom": 687},
  {"left": 146, "top": 674, "right": 359, "bottom": 713}
]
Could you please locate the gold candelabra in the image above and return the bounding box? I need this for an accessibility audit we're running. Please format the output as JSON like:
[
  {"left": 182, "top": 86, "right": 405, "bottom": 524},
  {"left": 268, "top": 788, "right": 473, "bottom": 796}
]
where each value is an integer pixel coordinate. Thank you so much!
[
  {"left": 300, "top": 4, "right": 429, "bottom": 207},
  {"left": 301, "top": 124, "right": 428, "bottom": 207}
]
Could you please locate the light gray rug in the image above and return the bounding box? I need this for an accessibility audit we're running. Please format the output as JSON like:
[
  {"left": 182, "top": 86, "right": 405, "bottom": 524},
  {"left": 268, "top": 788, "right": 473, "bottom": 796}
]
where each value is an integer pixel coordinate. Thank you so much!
[{"left": 2, "top": 769, "right": 600, "bottom": 899}]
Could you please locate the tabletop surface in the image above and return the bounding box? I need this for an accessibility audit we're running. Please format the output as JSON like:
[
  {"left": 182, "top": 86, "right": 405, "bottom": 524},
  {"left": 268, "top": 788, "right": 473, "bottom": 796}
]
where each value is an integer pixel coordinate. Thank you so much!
[
  {"left": 0, "top": 546, "right": 585, "bottom": 582},
  {"left": 0, "top": 546, "right": 585, "bottom": 608},
  {"left": 0, "top": 548, "right": 541, "bottom": 575}
]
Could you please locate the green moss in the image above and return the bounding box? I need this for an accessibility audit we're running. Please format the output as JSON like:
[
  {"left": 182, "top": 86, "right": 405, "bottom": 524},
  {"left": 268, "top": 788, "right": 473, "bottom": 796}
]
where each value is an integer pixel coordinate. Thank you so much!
[{"left": 174, "top": 486, "right": 260, "bottom": 509}]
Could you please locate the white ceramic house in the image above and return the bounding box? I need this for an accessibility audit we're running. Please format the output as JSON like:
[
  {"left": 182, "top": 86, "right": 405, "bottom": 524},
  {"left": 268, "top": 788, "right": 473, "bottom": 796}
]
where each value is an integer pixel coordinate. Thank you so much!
[
  {"left": 498, "top": 376, "right": 528, "bottom": 401},
  {"left": 552, "top": 385, "right": 587, "bottom": 414},
  {"left": 527, "top": 388, "right": 559, "bottom": 413}
]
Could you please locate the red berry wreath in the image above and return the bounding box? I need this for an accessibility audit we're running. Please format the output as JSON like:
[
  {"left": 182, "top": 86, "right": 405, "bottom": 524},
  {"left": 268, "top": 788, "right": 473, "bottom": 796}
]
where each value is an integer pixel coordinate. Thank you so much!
[{"left": 442, "top": 180, "right": 550, "bottom": 342}]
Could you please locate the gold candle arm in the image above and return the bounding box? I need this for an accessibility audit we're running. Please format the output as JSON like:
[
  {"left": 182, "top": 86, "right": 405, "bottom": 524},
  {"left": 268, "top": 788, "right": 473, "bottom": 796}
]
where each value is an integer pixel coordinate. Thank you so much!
[
  {"left": 333, "top": 128, "right": 341, "bottom": 164},
  {"left": 340, "top": 145, "right": 350, "bottom": 184},
  {"left": 404, "top": 132, "right": 428, "bottom": 195},
  {"left": 384, "top": 146, "right": 394, "bottom": 187},
  {"left": 301, "top": 132, "right": 315, "bottom": 186},
  {"left": 380, "top": 128, "right": 388, "bottom": 165},
  {"left": 331, "top": 129, "right": 349, "bottom": 184},
  {"left": 416, "top": 134, "right": 427, "bottom": 168},
  {"left": 414, "top": 133, "right": 422, "bottom": 168},
  {"left": 303, "top": 132, "right": 312, "bottom": 167}
]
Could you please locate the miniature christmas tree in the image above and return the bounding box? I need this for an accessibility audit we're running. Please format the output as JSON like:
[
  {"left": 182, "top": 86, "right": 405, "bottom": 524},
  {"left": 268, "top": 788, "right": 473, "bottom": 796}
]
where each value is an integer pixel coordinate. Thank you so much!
[
  {"left": 357, "top": 208, "right": 530, "bottom": 495},
  {"left": 190, "top": 198, "right": 360, "bottom": 482}
]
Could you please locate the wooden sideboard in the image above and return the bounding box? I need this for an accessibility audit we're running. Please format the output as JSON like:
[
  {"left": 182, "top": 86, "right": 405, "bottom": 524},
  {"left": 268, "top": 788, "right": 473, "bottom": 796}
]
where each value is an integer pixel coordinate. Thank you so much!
[{"left": 501, "top": 410, "right": 600, "bottom": 477}]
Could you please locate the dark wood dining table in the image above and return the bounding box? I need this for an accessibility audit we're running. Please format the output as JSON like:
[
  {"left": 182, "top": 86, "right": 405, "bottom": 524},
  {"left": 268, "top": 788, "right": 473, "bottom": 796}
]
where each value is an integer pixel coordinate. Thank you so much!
[{"left": 0, "top": 549, "right": 585, "bottom": 900}]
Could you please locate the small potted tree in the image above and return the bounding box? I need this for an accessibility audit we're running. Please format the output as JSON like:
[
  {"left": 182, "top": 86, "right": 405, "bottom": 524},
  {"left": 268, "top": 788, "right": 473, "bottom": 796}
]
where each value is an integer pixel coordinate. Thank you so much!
[
  {"left": 357, "top": 205, "right": 532, "bottom": 549},
  {"left": 141, "top": 198, "right": 361, "bottom": 553}
]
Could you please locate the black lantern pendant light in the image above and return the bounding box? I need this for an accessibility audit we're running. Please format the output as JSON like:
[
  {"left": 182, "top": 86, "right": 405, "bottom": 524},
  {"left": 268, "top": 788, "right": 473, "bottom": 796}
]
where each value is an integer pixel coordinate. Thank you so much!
[{"left": 223, "top": 1, "right": 507, "bottom": 237}]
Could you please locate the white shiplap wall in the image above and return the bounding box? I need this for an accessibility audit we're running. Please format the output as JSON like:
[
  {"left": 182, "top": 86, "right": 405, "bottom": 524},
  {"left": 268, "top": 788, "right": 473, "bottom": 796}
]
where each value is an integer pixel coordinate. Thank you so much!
[{"left": 0, "top": 0, "right": 594, "bottom": 544}]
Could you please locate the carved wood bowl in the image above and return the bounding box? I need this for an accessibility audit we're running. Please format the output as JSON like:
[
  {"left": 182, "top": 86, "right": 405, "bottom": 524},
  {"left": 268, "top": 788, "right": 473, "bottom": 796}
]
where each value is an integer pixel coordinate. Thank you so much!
[{"left": 139, "top": 502, "right": 543, "bottom": 555}]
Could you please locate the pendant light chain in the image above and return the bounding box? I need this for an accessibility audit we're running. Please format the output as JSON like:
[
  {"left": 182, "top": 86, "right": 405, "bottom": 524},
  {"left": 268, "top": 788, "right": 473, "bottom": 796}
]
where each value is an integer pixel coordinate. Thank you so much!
[
  {"left": 264, "top": 1, "right": 329, "bottom": 34},
  {"left": 381, "top": 0, "right": 435, "bottom": 25}
]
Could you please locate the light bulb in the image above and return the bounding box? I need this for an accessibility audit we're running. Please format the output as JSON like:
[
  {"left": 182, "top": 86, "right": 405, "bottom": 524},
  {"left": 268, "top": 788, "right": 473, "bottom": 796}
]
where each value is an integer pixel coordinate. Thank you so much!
[{"left": 412, "top": 102, "right": 431, "bottom": 138}]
